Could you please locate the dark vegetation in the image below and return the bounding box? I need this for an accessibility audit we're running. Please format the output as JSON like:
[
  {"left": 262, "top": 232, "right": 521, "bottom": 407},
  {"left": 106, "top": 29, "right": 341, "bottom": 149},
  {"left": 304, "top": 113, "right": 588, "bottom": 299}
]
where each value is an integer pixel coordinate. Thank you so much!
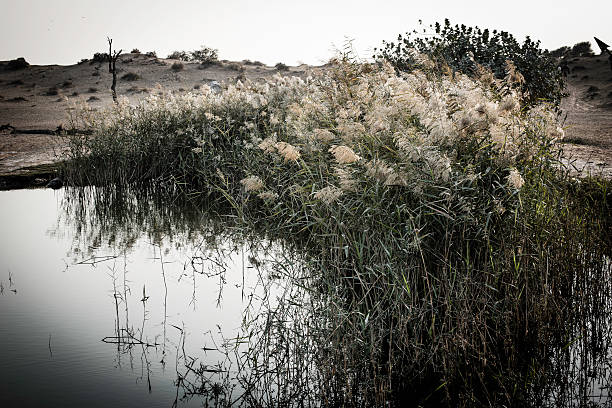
[
  {"left": 275, "top": 62, "right": 289, "bottom": 71},
  {"left": 569, "top": 41, "right": 595, "bottom": 57},
  {"left": 170, "top": 62, "right": 184, "bottom": 72},
  {"left": 91, "top": 52, "right": 109, "bottom": 64},
  {"left": 120, "top": 72, "right": 140, "bottom": 81},
  {"left": 167, "top": 45, "right": 218, "bottom": 64},
  {"left": 550, "top": 42, "right": 595, "bottom": 58},
  {"left": 6, "top": 57, "right": 29, "bottom": 70},
  {"left": 226, "top": 62, "right": 244, "bottom": 72},
  {"left": 374, "top": 19, "right": 566, "bottom": 105}
]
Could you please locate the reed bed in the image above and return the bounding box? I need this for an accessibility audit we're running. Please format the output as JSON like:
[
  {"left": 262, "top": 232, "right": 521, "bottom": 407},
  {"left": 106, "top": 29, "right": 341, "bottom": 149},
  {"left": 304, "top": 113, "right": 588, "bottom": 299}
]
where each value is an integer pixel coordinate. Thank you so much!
[{"left": 63, "top": 55, "right": 612, "bottom": 406}]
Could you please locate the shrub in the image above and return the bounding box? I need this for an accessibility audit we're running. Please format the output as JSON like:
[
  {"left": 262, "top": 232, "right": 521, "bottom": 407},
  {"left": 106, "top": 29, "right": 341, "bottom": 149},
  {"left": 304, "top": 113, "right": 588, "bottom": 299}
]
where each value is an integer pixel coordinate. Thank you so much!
[
  {"left": 88, "top": 87, "right": 98, "bottom": 93},
  {"left": 374, "top": 19, "right": 566, "bottom": 106},
  {"left": 145, "top": 51, "right": 157, "bottom": 58},
  {"left": 131, "top": 48, "right": 141, "bottom": 54},
  {"left": 6, "top": 57, "right": 29, "bottom": 70},
  {"left": 91, "top": 52, "right": 109, "bottom": 64},
  {"left": 550, "top": 46, "right": 570, "bottom": 58},
  {"left": 275, "top": 62, "right": 289, "bottom": 71},
  {"left": 121, "top": 72, "right": 140, "bottom": 81},
  {"left": 127, "top": 86, "right": 147, "bottom": 93},
  {"left": 570, "top": 41, "right": 594, "bottom": 57},
  {"left": 197, "top": 61, "right": 217, "bottom": 69},
  {"left": 167, "top": 50, "right": 190, "bottom": 61},
  {"left": 190, "top": 46, "right": 218, "bottom": 64},
  {"left": 227, "top": 62, "right": 244, "bottom": 72},
  {"left": 171, "top": 62, "right": 184, "bottom": 71}
]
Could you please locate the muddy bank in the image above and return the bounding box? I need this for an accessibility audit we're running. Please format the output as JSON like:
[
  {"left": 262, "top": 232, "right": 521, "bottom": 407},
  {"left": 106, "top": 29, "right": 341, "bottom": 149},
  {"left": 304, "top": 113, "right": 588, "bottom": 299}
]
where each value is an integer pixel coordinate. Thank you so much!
[{"left": 0, "top": 162, "right": 62, "bottom": 190}]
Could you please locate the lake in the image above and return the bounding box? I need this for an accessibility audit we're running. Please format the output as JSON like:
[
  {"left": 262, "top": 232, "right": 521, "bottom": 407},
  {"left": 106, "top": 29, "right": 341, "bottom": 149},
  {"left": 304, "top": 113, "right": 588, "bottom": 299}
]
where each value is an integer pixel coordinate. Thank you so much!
[
  {"left": 0, "top": 187, "right": 308, "bottom": 407},
  {"left": 1, "top": 186, "right": 611, "bottom": 407}
]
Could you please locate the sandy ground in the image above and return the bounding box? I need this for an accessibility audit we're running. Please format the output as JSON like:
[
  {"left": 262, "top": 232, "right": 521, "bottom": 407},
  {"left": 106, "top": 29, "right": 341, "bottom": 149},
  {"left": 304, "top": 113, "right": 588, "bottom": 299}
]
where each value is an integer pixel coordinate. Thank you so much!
[
  {"left": 1, "top": 53, "right": 611, "bottom": 180},
  {"left": 559, "top": 55, "right": 612, "bottom": 177},
  {"left": 0, "top": 53, "right": 317, "bottom": 178}
]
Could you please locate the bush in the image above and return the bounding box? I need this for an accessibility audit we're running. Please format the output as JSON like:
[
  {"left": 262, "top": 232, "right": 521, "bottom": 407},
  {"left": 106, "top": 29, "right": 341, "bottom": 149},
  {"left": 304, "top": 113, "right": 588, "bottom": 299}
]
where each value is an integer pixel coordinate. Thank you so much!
[
  {"left": 570, "top": 41, "right": 594, "bottom": 57},
  {"left": 167, "top": 46, "right": 218, "bottom": 64},
  {"left": 171, "top": 62, "right": 184, "bottom": 72},
  {"left": 197, "top": 61, "right": 217, "bottom": 69},
  {"left": 374, "top": 19, "right": 566, "bottom": 106},
  {"left": 145, "top": 51, "right": 157, "bottom": 58},
  {"left": 131, "top": 48, "right": 141, "bottom": 54},
  {"left": 167, "top": 50, "right": 190, "bottom": 61},
  {"left": 6, "top": 57, "right": 29, "bottom": 70},
  {"left": 190, "top": 46, "right": 218, "bottom": 64},
  {"left": 227, "top": 62, "right": 244, "bottom": 72},
  {"left": 275, "top": 62, "right": 289, "bottom": 71},
  {"left": 121, "top": 72, "right": 140, "bottom": 81},
  {"left": 91, "top": 52, "right": 109, "bottom": 64},
  {"left": 550, "top": 46, "right": 570, "bottom": 58}
]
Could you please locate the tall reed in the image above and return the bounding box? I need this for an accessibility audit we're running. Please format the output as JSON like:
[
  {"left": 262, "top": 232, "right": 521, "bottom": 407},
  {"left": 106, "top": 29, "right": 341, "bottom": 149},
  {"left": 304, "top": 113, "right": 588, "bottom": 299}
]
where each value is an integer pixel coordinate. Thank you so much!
[{"left": 63, "top": 55, "right": 612, "bottom": 406}]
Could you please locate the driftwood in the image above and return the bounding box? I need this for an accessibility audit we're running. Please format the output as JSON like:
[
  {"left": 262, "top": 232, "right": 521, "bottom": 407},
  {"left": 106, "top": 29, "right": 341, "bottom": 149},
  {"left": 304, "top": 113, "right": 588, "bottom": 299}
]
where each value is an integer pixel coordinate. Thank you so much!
[{"left": 0, "top": 123, "right": 91, "bottom": 135}]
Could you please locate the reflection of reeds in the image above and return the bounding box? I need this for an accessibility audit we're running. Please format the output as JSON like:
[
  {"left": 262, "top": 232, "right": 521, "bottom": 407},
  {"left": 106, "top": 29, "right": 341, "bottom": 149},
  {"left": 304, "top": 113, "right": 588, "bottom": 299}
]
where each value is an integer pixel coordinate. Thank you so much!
[{"left": 60, "top": 182, "right": 612, "bottom": 406}]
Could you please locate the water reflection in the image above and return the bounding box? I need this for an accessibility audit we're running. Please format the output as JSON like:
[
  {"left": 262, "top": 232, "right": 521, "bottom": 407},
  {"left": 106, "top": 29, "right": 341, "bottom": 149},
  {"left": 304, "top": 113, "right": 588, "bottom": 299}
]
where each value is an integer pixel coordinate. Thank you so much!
[
  {"left": 1, "top": 185, "right": 611, "bottom": 407},
  {"left": 58, "top": 186, "right": 320, "bottom": 407},
  {"left": 0, "top": 187, "right": 314, "bottom": 407}
]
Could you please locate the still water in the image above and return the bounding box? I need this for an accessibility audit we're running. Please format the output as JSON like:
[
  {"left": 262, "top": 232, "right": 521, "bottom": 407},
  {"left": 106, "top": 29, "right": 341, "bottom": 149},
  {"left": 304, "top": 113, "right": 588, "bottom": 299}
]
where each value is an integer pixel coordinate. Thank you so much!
[
  {"left": 2, "top": 187, "right": 612, "bottom": 407},
  {"left": 0, "top": 188, "right": 293, "bottom": 407}
]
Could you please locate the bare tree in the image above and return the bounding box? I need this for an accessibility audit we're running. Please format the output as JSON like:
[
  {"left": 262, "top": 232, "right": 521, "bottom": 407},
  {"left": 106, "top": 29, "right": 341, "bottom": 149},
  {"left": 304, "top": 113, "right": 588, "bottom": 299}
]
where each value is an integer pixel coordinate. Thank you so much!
[{"left": 107, "top": 37, "right": 122, "bottom": 103}]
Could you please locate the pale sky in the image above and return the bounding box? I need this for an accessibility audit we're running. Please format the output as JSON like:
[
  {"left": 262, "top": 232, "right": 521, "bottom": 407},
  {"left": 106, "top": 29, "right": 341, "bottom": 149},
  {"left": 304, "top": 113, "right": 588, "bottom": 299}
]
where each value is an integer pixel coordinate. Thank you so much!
[{"left": 1, "top": 0, "right": 610, "bottom": 66}]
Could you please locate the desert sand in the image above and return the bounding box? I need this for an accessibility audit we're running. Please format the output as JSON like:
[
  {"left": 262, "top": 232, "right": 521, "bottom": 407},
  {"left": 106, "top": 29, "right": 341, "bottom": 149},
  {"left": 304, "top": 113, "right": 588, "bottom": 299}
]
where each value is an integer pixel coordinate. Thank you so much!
[{"left": 0, "top": 52, "right": 610, "bottom": 187}]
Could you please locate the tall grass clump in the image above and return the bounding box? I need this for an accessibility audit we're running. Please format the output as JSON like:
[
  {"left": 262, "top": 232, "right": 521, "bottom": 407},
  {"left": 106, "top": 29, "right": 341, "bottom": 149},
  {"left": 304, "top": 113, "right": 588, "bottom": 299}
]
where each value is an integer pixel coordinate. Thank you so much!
[{"left": 64, "top": 54, "right": 611, "bottom": 406}]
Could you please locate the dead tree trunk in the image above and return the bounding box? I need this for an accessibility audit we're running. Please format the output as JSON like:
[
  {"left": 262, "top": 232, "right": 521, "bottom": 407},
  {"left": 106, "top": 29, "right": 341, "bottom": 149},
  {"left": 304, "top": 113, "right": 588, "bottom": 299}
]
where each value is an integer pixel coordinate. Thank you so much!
[{"left": 107, "top": 37, "right": 122, "bottom": 104}]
